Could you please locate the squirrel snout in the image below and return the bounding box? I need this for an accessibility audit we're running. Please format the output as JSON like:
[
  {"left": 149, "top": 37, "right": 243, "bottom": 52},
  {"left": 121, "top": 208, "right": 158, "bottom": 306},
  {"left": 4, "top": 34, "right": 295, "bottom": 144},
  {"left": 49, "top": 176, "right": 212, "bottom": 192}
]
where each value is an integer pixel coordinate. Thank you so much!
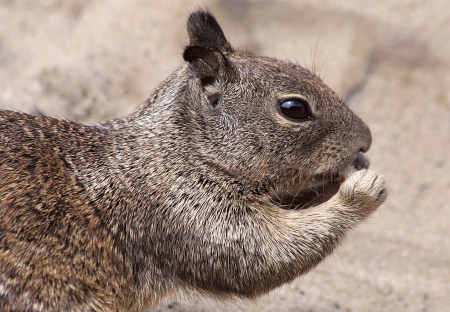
[
  {"left": 354, "top": 116, "right": 372, "bottom": 154},
  {"left": 359, "top": 124, "right": 372, "bottom": 153}
]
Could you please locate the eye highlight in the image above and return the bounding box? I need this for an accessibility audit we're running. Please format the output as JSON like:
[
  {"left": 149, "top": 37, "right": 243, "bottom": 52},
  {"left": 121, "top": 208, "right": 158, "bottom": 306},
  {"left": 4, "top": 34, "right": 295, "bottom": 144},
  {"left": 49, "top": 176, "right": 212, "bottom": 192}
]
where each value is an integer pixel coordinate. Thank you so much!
[{"left": 278, "top": 97, "right": 312, "bottom": 121}]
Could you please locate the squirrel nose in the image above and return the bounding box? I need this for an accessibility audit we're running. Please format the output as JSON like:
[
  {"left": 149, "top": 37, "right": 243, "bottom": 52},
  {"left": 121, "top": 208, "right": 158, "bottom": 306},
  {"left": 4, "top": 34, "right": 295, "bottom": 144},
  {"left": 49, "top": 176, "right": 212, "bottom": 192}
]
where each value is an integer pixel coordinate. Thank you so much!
[{"left": 357, "top": 120, "right": 372, "bottom": 153}]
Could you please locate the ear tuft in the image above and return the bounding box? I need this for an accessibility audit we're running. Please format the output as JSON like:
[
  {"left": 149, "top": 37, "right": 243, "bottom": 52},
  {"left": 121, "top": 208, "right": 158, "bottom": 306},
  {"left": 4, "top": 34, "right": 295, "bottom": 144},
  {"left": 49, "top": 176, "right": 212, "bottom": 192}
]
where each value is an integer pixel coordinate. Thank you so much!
[{"left": 187, "top": 10, "right": 234, "bottom": 53}]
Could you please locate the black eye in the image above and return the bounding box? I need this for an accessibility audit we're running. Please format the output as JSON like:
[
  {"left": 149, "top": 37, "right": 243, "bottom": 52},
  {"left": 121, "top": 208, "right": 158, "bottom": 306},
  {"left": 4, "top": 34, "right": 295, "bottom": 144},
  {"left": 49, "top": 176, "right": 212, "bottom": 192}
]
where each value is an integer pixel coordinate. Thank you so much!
[{"left": 279, "top": 98, "right": 312, "bottom": 120}]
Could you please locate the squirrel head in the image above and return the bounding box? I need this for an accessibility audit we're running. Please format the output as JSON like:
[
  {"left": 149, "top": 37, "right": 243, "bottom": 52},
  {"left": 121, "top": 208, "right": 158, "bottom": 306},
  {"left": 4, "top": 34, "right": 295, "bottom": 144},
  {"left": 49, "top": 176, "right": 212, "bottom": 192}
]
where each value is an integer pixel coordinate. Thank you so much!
[{"left": 173, "top": 10, "right": 372, "bottom": 196}]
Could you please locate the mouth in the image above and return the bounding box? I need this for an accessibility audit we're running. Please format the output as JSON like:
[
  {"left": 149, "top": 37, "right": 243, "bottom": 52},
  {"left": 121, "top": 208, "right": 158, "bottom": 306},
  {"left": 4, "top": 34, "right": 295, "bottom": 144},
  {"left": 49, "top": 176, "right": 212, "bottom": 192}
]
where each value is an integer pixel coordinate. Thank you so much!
[{"left": 271, "top": 152, "right": 370, "bottom": 210}]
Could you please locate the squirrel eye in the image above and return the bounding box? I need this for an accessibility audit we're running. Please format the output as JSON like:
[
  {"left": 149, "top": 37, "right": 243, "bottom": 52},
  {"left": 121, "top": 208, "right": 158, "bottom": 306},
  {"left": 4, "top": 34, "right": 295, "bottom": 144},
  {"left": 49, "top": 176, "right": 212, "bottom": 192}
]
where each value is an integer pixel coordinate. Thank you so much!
[{"left": 279, "top": 98, "right": 311, "bottom": 120}]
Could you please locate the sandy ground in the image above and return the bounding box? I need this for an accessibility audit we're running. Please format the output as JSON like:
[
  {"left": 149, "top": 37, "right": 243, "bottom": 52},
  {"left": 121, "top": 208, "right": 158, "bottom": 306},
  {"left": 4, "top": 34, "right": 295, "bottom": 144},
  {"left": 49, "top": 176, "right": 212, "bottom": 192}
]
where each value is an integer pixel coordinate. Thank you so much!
[{"left": 1, "top": 0, "right": 449, "bottom": 311}]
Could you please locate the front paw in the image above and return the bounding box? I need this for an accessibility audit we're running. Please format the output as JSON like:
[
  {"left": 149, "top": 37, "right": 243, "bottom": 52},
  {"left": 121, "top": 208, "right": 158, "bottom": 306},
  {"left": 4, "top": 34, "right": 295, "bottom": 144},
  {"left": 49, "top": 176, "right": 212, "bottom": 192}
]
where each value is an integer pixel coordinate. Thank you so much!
[{"left": 338, "top": 169, "right": 387, "bottom": 214}]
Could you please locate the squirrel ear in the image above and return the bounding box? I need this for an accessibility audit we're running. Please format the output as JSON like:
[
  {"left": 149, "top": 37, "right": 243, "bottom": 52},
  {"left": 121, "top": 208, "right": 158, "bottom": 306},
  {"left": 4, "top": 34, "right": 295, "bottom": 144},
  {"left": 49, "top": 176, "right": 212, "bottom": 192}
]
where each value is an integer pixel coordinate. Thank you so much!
[
  {"left": 186, "top": 10, "right": 234, "bottom": 53},
  {"left": 183, "top": 11, "right": 235, "bottom": 82}
]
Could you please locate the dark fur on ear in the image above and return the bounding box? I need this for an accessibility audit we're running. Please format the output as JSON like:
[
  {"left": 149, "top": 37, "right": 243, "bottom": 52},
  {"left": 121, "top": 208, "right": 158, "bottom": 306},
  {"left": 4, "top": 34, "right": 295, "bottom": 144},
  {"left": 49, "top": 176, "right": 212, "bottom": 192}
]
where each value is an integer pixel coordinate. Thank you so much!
[
  {"left": 183, "top": 45, "right": 235, "bottom": 83},
  {"left": 183, "top": 11, "right": 236, "bottom": 82},
  {"left": 186, "top": 10, "right": 234, "bottom": 52}
]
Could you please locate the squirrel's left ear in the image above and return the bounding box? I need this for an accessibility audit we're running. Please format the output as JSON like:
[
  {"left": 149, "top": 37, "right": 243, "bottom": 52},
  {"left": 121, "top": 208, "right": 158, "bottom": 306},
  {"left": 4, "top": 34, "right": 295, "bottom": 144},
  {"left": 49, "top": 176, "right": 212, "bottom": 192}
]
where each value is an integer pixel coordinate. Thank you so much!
[{"left": 183, "top": 10, "right": 235, "bottom": 83}]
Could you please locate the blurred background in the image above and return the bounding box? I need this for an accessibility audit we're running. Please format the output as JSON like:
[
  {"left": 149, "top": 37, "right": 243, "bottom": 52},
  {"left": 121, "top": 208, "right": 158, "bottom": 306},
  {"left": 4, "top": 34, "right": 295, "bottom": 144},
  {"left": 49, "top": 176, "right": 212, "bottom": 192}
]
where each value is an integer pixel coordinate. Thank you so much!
[{"left": 1, "top": 0, "right": 449, "bottom": 311}]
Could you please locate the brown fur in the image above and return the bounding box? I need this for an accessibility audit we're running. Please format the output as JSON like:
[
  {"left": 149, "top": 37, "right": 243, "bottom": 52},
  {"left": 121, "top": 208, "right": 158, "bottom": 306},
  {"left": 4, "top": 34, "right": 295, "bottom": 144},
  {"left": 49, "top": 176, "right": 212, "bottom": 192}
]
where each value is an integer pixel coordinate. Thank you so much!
[{"left": 0, "top": 10, "right": 387, "bottom": 312}]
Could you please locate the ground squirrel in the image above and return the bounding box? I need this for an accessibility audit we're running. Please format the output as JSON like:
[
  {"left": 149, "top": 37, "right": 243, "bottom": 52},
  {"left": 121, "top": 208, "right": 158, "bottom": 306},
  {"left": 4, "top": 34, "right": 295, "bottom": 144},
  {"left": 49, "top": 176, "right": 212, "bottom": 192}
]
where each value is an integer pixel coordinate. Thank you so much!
[{"left": 0, "top": 10, "right": 387, "bottom": 312}]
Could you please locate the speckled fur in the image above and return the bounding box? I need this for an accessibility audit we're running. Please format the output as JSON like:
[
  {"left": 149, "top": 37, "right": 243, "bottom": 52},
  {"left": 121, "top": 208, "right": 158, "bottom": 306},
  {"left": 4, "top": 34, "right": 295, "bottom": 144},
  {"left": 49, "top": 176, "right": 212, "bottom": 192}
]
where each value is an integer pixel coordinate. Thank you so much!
[{"left": 0, "top": 10, "right": 387, "bottom": 312}]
